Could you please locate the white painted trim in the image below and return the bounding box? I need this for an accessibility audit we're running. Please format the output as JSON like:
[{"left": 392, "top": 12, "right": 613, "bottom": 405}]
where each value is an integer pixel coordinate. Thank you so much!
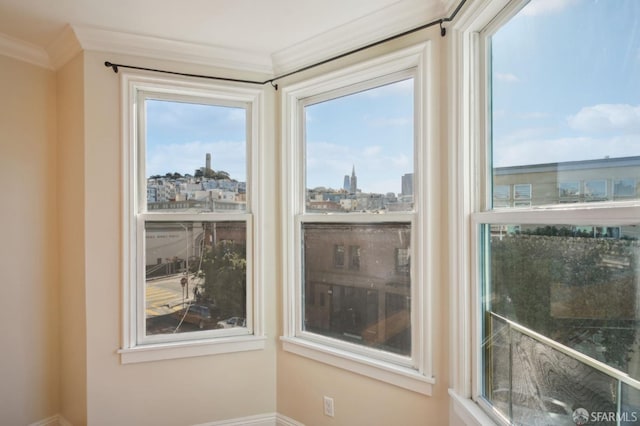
[
  {"left": 449, "top": 389, "right": 497, "bottom": 426},
  {"left": 46, "top": 25, "right": 82, "bottom": 70},
  {"left": 275, "top": 413, "right": 305, "bottom": 426},
  {"left": 31, "top": 413, "right": 302, "bottom": 426},
  {"left": 28, "top": 414, "right": 72, "bottom": 426},
  {"left": 271, "top": 0, "right": 445, "bottom": 75},
  {"left": 0, "top": 32, "right": 51, "bottom": 69},
  {"left": 281, "top": 42, "right": 436, "bottom": 395},
  {"left": 119, "top": 72, "right": 267, "bottom": 363},
  {"left": 447, "top": 0, "right": 511, "bottom": 419},
  {"left": 282, "top": 337, "right": 435, "bottom": 395},
  {"left": 72, "top": 25, "right": 274, "bottom": 75},
  {"left": 119, "top": 335, "right": 266, "bottom": 364},
  {"left": 193, "top": 413, "right": 304, "bottom": 426}
]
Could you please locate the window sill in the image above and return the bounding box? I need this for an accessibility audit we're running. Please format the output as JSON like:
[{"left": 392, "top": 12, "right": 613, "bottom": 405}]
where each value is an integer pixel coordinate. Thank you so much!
[
  {"left": 119, "top": 335, "right": 266, "bottom": 364},
  {"left": 281, "top": 336, "right": 435, "bottom": 395},
  {"left": 448, "top": 389, "right": 498, "bottom": 426}
]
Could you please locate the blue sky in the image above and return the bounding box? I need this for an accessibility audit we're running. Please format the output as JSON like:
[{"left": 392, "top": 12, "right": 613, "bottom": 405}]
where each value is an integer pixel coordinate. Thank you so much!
[
  {"left": 305, "top": 78, "right": 414, "bottom": 194},
  {"left": 145, "top": 0, "right": 639, "bottom": 191},
  {"left": 492, "top": 0, "right": 640, "bottom": 167},
  {"left": 146, "top": 99, "right": 247, "bottom": 181}
]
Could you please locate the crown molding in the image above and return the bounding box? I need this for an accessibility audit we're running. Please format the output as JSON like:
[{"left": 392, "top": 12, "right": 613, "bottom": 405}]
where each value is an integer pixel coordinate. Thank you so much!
[
  {"left": 0, "top": 32, "right": 52, "bottom": 69},
  {"left": 70, "top": 25, "right": 274, "bottom": 75},
  {"left": 47, "top": 25, "right": 83, "bottom": 70},
  {"left": 271, "top": 0, "right": 447, "bottom": 76}
]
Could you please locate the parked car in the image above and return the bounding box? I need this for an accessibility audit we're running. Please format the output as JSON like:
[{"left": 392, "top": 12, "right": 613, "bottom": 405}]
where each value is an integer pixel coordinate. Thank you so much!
[
  {"left": 175, "top": 305, "right": 213, "bottom": 329},
  {"left": 216, "top": 316, "right": 246, "bottom": 328}
]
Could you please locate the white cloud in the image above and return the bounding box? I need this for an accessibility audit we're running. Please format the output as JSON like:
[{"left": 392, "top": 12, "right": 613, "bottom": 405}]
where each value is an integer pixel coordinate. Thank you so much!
[
  {"left": 306, "top": 141, "right": 411, "bottom": 194},
  {"left": 366, "top": 116, "right": 412, "bottom": 127},
  {"left": 495, "top": 73, "right": 520, "bottom": 83},
  {"left": 147, "top": 140, "right": 246, "bottom": 179},
  {"left": 520, "top": 0, "right": 578, "bottom": 17},
  {"left": 363, "top": 146, "right": 382, "bottom": 157},
  {"left": 519, "top": 112, "right": 550, "bottom": 120},
  {"left": 494, "top": 134, "right": 640, "bottom": 168},
  {"left": 567, "top": 104, "right": 640, "bottom": 134},
  {"left": 363, "top": 78, "right": 414, "bottom": 98}
]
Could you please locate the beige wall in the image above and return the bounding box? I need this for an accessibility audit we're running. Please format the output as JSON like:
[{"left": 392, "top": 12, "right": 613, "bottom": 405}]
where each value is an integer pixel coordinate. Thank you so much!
[
  {"left": 57, "top": 52, "right": 88, "bottom": 425},
  {"left": 80, "top": 51, "right": 278, "bottom": 425},
  {"left": 0, "top": 55, "right": 60, "bottom": 425},
  {"left": 1, "top": 22, "right": 456, "bottom": 426}
]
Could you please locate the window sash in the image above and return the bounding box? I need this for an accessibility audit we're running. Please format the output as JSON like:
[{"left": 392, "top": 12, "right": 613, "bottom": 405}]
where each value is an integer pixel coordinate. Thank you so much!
[
  {"left": 136, "top": 214, "right": 253, "bottom": 345},
  {"left": 281, "top": 42, "right": 435, "bottom": 393},
  {"left": 470, "top": 2, "right": 640, "bottom": 422},
  {"left": 135, "top": 91, "right": 253, "bottom": 216},
  {"left": 295, "top": 215, "right": 416, "bottom": 367},
  {"left": 293, "top": 69, "right": 421, "bottom": 364},
  {"left": 121, "top": 72, "right": 265, "bottom": 361}
]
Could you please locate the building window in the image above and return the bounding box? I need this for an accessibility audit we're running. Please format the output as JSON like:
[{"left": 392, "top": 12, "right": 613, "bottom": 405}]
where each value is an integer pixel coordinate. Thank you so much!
[
  {"left": 452, "top": 0, "right": 640, "bottom": 424},
  {"left": 120, "top": 73, "right": 265, "bottom": 363},
  {"left": 282, "top": 43, "right": 435, "bottom": 394},
  {"left": 395, "top": 248, "right": 410, "bottom": 275},
  {"left": 348, "top": 245, "right": 361, "bottom": 270},
  {"left": 585, "top": 179, "right": 607, "bottom": 201},
  {"left": 333, "top": 244, "right": 345, "bottom": 268},
  {"left": 615, "top": 178, "right": 637, "bottom": 199},
  {"left": 559, "top": 181, "right": 580, "bottom": 200}
]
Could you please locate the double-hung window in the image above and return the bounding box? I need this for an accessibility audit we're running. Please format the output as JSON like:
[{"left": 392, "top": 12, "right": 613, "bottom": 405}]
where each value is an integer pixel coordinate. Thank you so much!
[
  {"left": 119, "top": 73, "right": 265, "bottom": 363},
  {"left": 282, "top": 43, "right": 436, "bottom": 394},
  {"left": 451, "top": 0, "right": 640, "bottom": 424}
]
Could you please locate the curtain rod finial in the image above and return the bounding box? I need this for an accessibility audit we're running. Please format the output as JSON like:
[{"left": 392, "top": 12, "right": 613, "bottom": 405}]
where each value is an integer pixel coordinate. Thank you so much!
[{"left": 105, "top": 61, "right": 119, "bottom": 73}]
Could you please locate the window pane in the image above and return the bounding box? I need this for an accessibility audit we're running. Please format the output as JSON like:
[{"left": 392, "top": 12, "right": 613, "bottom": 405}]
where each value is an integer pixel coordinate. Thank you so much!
[
  {"left": 302, "top": 223, "right": 411, "bottom": 355},
  {"left": 145, "top": 221, "right": 246, "bottom": 335},
  {"left": 304, "top": 79, "right": 414, "bottom": 213},
  {"left": 482, "top": 223, "right": 640, "bottom": 421},
  {"left": 145, "top": 99, "right": 247, "bottom": 213},
  {"left": 490, "top": 1, "right": 640, "bottom": 208},
  {"left": 483, "top": 314, "right": 619, "bottom": 425}
]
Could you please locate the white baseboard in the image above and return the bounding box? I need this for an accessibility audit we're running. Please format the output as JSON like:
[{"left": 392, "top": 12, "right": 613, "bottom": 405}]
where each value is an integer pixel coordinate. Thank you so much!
[
  {"left": 28, "top": 414, "right": 71, "bottom": 426},
  {"left": 193, "top": 413, "right": 304, "bottom": 426},
  {"left": 32, "top": 412, "right": 302, "bottom": 426}
]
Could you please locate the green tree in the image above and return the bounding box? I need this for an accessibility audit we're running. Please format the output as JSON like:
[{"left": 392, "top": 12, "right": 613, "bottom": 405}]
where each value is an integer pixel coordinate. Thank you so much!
[
  {"left": 204, "top": 169, "right": 231, "bottom": 180},
  {"left": 201, "top": 241, "right": 246, "bottom": 319}
]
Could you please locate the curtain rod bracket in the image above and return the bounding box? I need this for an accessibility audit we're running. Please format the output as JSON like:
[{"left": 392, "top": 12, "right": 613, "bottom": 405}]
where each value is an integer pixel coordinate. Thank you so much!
[
  {"left": 269, "top": 80, "right": 279, "bottom": 90},
  {"left": 105, "top": 61, "right": 119, "bottom": 73},
  {"left": 439, "top": 20, "right": 447, "bottom": 37}
]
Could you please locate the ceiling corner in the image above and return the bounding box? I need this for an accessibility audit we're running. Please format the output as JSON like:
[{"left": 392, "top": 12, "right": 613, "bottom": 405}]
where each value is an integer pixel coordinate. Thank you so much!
[
  {"left": 68, "top": 25, "right": 275, "bottom": 76},
  {"left": 47, "top": 25, "right": 82, "bottom": 70},
  {"left": 271, "top": 0, "right": 448, "bottom": 76}
]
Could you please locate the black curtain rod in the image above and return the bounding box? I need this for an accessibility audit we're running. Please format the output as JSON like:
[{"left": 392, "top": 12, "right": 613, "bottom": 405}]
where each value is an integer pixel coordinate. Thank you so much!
[{"left": 105, "top": 0, "right": 467, "bottom": 90}]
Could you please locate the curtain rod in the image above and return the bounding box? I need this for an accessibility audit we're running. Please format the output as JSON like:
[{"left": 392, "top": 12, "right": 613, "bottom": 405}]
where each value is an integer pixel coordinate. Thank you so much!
[{"left": 105, "top": 0, "right": 467, "bottom": 90}]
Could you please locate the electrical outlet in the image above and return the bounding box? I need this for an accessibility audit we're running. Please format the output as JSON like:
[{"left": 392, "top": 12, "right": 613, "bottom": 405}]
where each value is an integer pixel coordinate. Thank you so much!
[{"left": 323, "top": 396, "right": 335, "bottom": 417}]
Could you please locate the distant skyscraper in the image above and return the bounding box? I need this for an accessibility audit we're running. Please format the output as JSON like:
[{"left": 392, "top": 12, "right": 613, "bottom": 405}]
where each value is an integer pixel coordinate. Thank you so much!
[
  {"left": 206, "top": 153, "right": 211, "bottom": 171},
  {"left": 343, "top": 175, "right": 350, "bottom": 191},
  {"left": 350, "top": 165, "right": 358, "bottom": 194},
  {"left": 402, "top": 173, "right": 413, "bottom": 196}
]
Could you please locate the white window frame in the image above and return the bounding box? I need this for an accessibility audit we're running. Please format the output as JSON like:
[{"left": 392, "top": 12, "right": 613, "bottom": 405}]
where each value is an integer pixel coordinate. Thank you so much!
[
  {"left": 118, "top": 72, "right": 266, "bottom": 364},
  {"left": 449, "top": 1, "right": 640, "bottom": 424},
  {"left": 281, "top": 43, "right": 436, "bottom": 395}
]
